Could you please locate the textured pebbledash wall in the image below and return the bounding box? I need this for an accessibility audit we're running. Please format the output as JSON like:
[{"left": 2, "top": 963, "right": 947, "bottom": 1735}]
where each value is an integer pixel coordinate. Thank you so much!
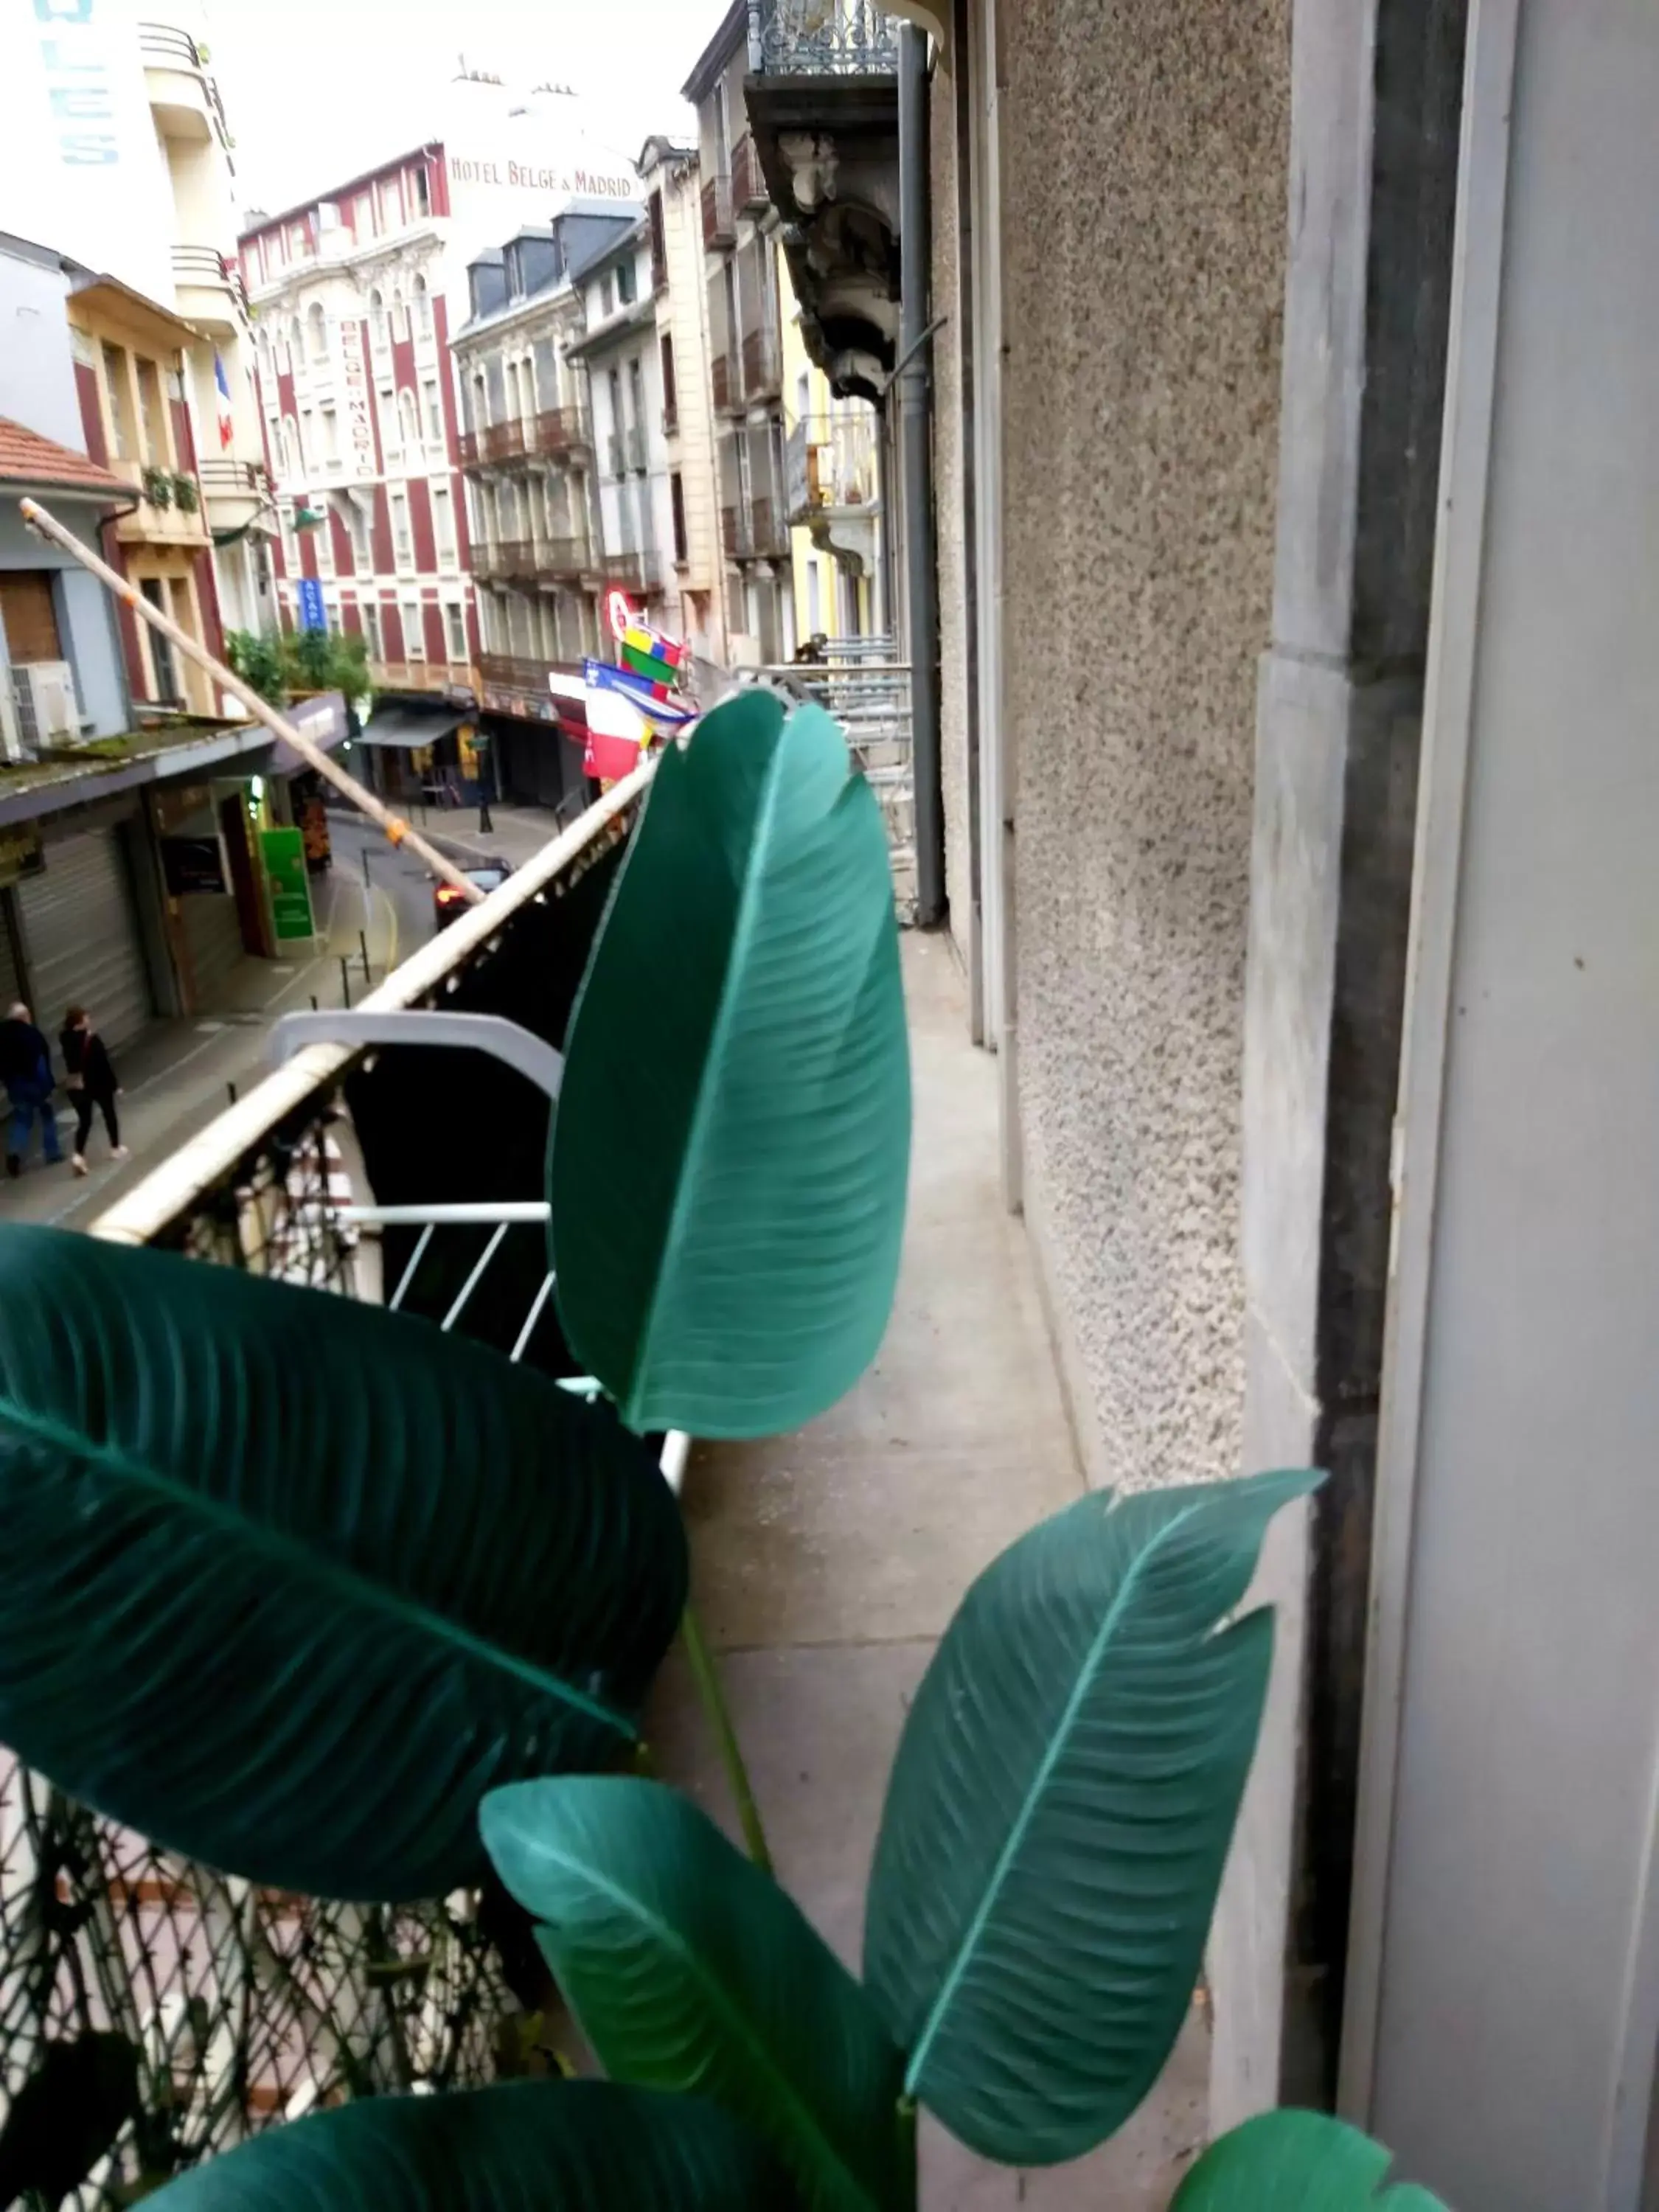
[
  {"left": 996, "top": 0, "right": 1291, "bottom": 1493},
  {"left": 930, "top": 63, "right": 974, "bottom": 967}
]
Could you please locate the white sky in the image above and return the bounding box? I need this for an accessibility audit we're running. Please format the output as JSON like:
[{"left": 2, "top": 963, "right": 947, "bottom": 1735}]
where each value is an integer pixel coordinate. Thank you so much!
[{"left": 208, "top": 0, "right": 712, "bottom": 220}]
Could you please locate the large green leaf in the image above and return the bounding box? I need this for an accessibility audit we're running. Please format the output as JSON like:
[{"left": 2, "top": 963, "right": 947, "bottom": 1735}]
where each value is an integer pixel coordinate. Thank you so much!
[
  {"left": 144, "top": 2079, "right": 790, "bottom": 2208},
  {"left": 482, "top": 1775, "right": 905, "bottom": 2212},
  {"left": 549, "top": 690, "right": 911, "bottom": 1439},
  {"left": 0, "top": 1225, "right": 686, "bottom": 1902},
  {"left": 1171, "top": 2111, "right": 1450, "bottom": 2210},
  {"left": 862, "top": 1470, "right": 1321, "bottom": 2165}
]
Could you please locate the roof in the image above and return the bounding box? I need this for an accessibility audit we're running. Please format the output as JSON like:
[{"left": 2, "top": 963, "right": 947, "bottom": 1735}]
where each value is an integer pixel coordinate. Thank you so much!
[
  {"left": 0, "top": 418, "right": 128, "bottom": 499},
  {"left": 568, "top": 216, "right": 650, "bottom": 286},
  {"left": 68, "top": 272, "right": 204, "bottom": 353},
  {"left": 682, "top": 0, "right": 749, "bottom": 102},
  {"left": 237, "top": 143, "right": 444, "bottom": 244},
  {"left": 637, "top": 135, "right": 695, "bottom": 175}
]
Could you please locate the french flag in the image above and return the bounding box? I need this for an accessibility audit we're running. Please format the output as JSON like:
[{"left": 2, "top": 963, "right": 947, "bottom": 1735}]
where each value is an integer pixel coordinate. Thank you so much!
[{"left": 214, "top": 352, "right": 234, "bottom": 451}]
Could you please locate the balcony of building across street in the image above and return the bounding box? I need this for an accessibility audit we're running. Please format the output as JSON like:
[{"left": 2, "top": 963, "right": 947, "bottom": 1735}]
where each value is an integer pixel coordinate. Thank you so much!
[
  {"left": 742, "top": 326, "right": 783, "bottom": 404},
  {"left": 366, "top": 657, "right": 475, "bottom": 699},
  {"left": 456, "top": 408, "right": 591, "bottom": 472},
  {"left": 110, "top": 459, "right": 212, "bottom": 550},
  {"left": 170, "top": 244, "right": 247, "bottom": 336},
  {"left": 139, "top": 19, "right": 232, "bottom": 150},
  {"left": 700, "top": 171, "right": 736, "bottom": 251},
  {"left": 743, "top": 1, "right": 901, "bottom": 406},
  {"left": 596, "top": 548, "right": 668, "bottom": 597},
  {"left": 472, "top": 535, "right": 589, "bottom": 586}
]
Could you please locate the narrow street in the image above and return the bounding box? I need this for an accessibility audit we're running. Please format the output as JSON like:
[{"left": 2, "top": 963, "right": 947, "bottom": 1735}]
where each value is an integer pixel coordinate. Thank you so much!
[{"left": 0, "top": 813, "right": 444, "bottom": 1232}]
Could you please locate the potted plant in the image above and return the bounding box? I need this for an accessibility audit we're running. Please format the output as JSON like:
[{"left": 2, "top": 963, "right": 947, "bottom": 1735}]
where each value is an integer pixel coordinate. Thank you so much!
[
  {"left": 172, "top": 472, "right": 200, "bottom": 515},
  {"left": 141, "top": 463, "right": 173, "bottom": 508}
]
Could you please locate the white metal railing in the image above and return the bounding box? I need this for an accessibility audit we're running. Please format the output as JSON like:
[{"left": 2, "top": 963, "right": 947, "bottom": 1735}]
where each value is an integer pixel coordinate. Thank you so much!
[{"left": 753, "top": 655, "right": 915, "bottom": 919}]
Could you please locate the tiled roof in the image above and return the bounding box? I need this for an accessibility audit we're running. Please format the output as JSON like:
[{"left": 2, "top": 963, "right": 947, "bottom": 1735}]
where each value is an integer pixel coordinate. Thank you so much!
[{"left": 0, "top": 417, "right": 128, "bottom": 497}]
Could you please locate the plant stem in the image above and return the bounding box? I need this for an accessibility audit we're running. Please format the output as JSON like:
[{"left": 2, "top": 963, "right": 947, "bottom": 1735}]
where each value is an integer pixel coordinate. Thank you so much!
[
  {"left": 681, "top": 1600, "right": 773, "bottom": 1874},
  {"left": 896, "top": 2096, "right": 919, "bottom": 2211}
]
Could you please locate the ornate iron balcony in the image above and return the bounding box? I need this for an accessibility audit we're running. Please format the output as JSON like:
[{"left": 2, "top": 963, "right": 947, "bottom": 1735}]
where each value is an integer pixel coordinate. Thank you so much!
[{"left": 752, "top": 0, "right": 900, "bottom": 74}]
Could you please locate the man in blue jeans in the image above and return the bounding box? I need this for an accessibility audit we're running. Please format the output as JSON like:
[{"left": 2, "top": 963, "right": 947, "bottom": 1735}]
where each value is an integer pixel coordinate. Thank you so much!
[{"left": 0, "top": 1000, "right": 62, "bottom": 1177}]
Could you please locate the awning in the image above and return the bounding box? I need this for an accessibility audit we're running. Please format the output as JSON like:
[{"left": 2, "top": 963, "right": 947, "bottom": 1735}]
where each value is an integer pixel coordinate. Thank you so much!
[{"left": 355, "top": 706, "right": 465, "bottom": 750}]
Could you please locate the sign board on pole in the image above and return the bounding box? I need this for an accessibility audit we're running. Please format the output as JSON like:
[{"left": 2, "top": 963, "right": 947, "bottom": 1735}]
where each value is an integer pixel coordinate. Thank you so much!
[
  {"left": 297, "top": 576, "right": 327, "bottom": 633},
  {"left": 260, "top": 826, "right": 316, "bottom": 942}
]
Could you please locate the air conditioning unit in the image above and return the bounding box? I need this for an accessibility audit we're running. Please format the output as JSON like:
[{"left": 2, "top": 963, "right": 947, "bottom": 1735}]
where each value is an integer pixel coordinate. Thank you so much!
[{"left": 9, "top": 661, "right": 83, "bottom": 756}]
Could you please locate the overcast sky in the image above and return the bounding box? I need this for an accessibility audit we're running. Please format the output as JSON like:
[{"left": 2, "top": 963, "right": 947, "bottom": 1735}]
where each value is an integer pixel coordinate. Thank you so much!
[{"left": 209, "top": 0, "right": 711, "bottom": 219}]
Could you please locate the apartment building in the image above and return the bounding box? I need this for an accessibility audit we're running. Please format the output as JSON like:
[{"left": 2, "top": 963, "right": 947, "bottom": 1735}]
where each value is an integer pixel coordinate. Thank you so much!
[
  {"left": 1, "top": 9, "right": 274, "bottom": 643},
  {"left": 566, "top": 221, "right": 675, "bottom": 624},
  {"left": 638, "top": 137, "right": 727, "bottom": 669},
  {"left": 782, "top": 314, "right": 883, "bottom": 646},
  {"left": 684, "top": 7, "right": 795, "bottom": 665},
  {"left": 237, "top": 83, "right": 636, "bottom": 733},
  {"left": 451, "top": 207, "right": 634, "bottom": 801}
]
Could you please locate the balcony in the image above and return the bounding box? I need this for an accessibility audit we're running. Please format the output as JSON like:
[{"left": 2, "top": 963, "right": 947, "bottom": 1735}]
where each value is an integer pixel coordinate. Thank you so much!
[
  {"left": 731, "top": 133, "right": 768, "bottom": 215},
  {"left": 710, "top": 352, "right": 742, "bottom": 417},
  {"left": 366, "top": 658, "right": 475, "bottom": 697},
  {"left": 599, "top": 548, "right": 668, "bottom": 596},
  {"left": 111, "top": 458, "right": 212, "bottom": 549},
  {"left": 742, "top": 326, "right": 783, "bottom": 403},
  {"left": 743, "top": 0, "right": 901, "bottom": 404},
  {"left": 140, "top": 19, "right": 231, "bottom": 149},
  {"left": 9, "top": 741, "right": 1132, "bottom": 2202},
  {"left": 720, "top": 501, "right": 751, "bottom": 560},
  {"left": 749, "top": 494, "right": 789, "bottom": 559},
  {"left": 478, "top": 651, "right": 584, "bottom": 712},
  {"left": 456, "top": 408, "right": 591, "bottom": 470},
  {"left": 171, "top": 243, "right": 246, "bottom": 334},
  {"left": 785, "top": 411, "right": 881, "bottom": 521},
  {"left": 701, "top": 173, "right": 736, "bottom": 250},
  {"left": 473, "top": 536, "right": 589, "bottom": 585},
  {"left": 197, "top": 454, "right": 270, "bottom": 526}
]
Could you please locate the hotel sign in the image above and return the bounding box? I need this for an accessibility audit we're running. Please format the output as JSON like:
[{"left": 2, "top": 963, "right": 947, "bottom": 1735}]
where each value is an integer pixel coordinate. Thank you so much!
[
  {"left": 446, "top": 155, "right": 635, "bottom": 201},
  {"left": 341, "top": 319, "right": 378, "bottom": 477}
]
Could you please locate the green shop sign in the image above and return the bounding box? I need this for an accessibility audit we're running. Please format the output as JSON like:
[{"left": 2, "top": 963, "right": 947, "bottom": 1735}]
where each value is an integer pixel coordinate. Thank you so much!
[{"left": 260, "top": 825, "right": 316, "bottom": 943}]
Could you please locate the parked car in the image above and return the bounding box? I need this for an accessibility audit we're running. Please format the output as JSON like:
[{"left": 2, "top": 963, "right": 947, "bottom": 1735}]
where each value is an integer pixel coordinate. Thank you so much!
[{"left": 434, "top": 859, "right": 512, "bottom": 931}]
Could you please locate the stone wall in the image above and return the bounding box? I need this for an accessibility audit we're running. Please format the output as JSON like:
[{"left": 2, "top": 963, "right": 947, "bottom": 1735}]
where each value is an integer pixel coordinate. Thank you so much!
[
  {"left": 995, "top": 0, "right": 1292, "bottom": 1495},
  {"left": 930, "top": 58, "right": 974, "bottom": 970}
]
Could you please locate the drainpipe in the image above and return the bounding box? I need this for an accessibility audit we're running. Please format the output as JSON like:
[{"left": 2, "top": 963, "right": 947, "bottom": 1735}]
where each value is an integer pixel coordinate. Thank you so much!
[{"left": 897, "top": 21, "right": 944, "bottom": 925}]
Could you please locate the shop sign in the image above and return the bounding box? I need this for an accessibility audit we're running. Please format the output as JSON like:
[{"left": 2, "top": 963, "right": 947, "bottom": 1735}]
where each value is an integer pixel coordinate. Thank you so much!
[{"left": 260, "top": 826, "right": 316, "bottom": 943}]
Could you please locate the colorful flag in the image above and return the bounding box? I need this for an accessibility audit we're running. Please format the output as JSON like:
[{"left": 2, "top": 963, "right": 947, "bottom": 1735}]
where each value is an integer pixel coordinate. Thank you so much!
[
  {"left": 585, "top": 658, "right": 698, "bottom": 727},
  {"left": 582, "top": 671, "right": 650, "bottom": 783},
  {"left": 214, "top": 352, "right": 234, "bottom": 451}
]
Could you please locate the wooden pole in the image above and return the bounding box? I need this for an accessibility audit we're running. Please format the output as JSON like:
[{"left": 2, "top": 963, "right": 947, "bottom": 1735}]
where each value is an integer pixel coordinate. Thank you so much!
[{"left": 18, "top": 496, "right": 486, "bottom": 902}]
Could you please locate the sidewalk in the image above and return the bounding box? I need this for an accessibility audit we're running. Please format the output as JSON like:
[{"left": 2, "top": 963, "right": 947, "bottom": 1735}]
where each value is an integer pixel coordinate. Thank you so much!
[
  {"left": 0, "top": 855, "right": 398, "bottom": 1233},
  {"left": 335, "top": 800, "right": 577, "bottom": 873}
]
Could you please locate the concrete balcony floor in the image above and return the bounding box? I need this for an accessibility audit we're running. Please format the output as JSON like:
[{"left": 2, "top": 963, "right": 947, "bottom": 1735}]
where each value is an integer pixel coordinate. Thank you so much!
[{"left": 651, "top": 931, "right": 1208, "bottom": 2207}]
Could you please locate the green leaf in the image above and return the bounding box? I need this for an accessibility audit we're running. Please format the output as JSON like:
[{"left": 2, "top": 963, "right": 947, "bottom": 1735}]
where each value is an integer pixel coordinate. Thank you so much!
[
  {"left": 142, "top": 2079, "right": 790, "bottom": 2208},
  {"left": 0, "top": 1225, "right": 687, "bottom": 1902},
  {"left": 482, "top": 1775, "right": 905, "bottom": 2212},
  {"left": 550, "top": 691, "right": 911, "bottom": 1439},
  {"left": 863, "top": 1470, "right": 1321, "bottom": 2165},
  {"left": 1170, "top": 2110, "right": 1450, "bottom": 2210}
]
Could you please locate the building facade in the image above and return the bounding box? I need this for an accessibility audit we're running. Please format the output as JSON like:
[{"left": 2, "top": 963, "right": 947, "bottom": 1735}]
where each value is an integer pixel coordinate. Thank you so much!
[
  {"left": 684, "top": 6, "right": 795, "bottom": 666},
  {"left": 638, "top": 137, "right": 728, "bottom": 669},
  {"left": 0, "top": 7, "right": 275, "bottom": 646},
  {"left": 566, "top": 220, "right": 675, "bottom": 624}
]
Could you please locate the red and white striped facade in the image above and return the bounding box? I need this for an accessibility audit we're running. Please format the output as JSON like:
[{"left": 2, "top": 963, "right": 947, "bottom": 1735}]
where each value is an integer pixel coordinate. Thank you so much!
[
  {"left": 240, "top": 147, "right": 477, "bottom": 697},
  {"left": 238, "top": 108, "right": 636, "bottom": 701}
]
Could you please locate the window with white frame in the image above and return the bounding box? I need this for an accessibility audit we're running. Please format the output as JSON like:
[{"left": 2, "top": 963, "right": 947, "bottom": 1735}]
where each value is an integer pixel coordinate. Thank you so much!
[
  {"left": 422, "top": 378, "right": 442, "bottom": 447},
  {"left": 389, "top": 487, "right": 412, "bottom": 567},
  {"left": 413, "top": 167, "right": 431, "bottom": 220},
  {"left": 283, "top": 414, "right": 301, "bottom": 479},
  {"left": 377, "top": 176, "right": 399, "bottom": 232},
  {"left": 393, "top": 290, "right": 411, "bottom": 344},
  {"left": 362, "top": 599, "right": 383, "bottom": 658},
  {"left": 321, "top": 406, "right": 340, "bottom": 466},
  {"left": 444, "top": 601, "right": 466, "bottom": 661},
  {"left": 279, "top": 504, "right": 299, "bottom": 571},
  {"left": 398, "top": 389, "right": 421, "bottom": 457},
  {"left": 315, "top": 510, "right": 335, "bottom": 577},
  {"left": 403, "top": 597, "right": 425, "bottom": 656},
  {"left": 378, "top": 385, "right": 399, "bottom": 462},
  {"left": 431, "top": 484, "right": 456, "bottom": 567},
  {"left": 347, "top": 498, "right": 371, "bottom": 571},
  {"left": 307, "top": 302, "right": 327, "bottom": 361},
  {"left": 369, "top": 289, "right": 388, "bottom": 352},
  {"left": 414, "top": 271, "right": 433, "bottom": 337}
]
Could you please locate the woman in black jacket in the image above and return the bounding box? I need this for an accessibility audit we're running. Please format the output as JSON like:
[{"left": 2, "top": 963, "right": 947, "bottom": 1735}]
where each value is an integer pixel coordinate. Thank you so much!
[{"left": 60, "top": 1006, "right": 127, "bottom": 1175}]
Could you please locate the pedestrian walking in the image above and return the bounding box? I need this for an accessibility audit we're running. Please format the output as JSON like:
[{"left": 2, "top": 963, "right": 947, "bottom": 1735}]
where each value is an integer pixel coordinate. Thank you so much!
[
  {"left": 59, "top": 1006, "right": 127, "bottom": 1176},
  {"left": 0, "top": 1001, "right": 63, "bottom": 1177}
]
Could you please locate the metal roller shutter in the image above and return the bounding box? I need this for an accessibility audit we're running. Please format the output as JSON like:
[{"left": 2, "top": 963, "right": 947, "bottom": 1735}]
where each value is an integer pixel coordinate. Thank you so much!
[
  {"left": 179, "top": 889, "right": 245, "bottom": 1011},
  {"left": 17, "top": 826, "right": 153, "bottom": 1049}
]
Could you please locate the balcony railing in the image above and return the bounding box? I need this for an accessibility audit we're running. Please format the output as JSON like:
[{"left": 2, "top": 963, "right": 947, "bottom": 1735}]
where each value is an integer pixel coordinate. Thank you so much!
[
  {"left": 701, "top": 173, "right": 736, "bottom": 249},
  {"left": 785, "top": 412, "right": 882, "bottom": 520},
  {"left": 473, "top": 536, "right": 589, "bottom": 584},
  {"left": 731, "top": 134, "right": 768, "bottom": 213},
  {"left": 752, "top": 0, "right": 900, "bottom": 73},
  {"left": 197, "top": 456, "right": 268, "bottom": 498},
  {"left": 710, "top": 353, "right": 741, "bottom": 416},
  {"left": 478, "top": 650, "right": 585, "bottom": 697},
  {"left": 750, "top": 494, "right": 789, "bottom": 558},
  {"left": 742, "top": 327, "right": 783, "bottom": 402},
  {"left": 601, "top": 548, "right": 667, "bottom": 595},
  {"left": 720, "top": 502, "right": 751, "bottom": 560},
  {"left": 366, "top": 658, "right": 474, "bottom": 695},
  {"left": 456, "top": 408, "right": 590, "bottom": 470}
]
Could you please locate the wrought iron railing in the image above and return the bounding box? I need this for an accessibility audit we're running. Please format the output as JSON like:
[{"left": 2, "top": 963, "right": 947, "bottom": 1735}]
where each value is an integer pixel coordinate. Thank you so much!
[
  {"left": 700, "top": 174, "right": 735, "bottom": 249},
  {"left": 742, "top": 326, "right": 783, "bottom": 402},
  {"left": 752, "top": 0, "right": 900, "bottom": 74},
  {"left": 731, "top": 134, "right": 768, "bottom": 213},
  {"left": 456, "top": 409, "right": 589, "bottom": 470},
  {"left": 749, "top": 494, "right": 789, "bottom": 558},
  {"left": 473, "top": 536, "right": 588, "bottom": 584},
  {"left": 0, "top": 785, "right": 650, "bottom": 2206}
]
